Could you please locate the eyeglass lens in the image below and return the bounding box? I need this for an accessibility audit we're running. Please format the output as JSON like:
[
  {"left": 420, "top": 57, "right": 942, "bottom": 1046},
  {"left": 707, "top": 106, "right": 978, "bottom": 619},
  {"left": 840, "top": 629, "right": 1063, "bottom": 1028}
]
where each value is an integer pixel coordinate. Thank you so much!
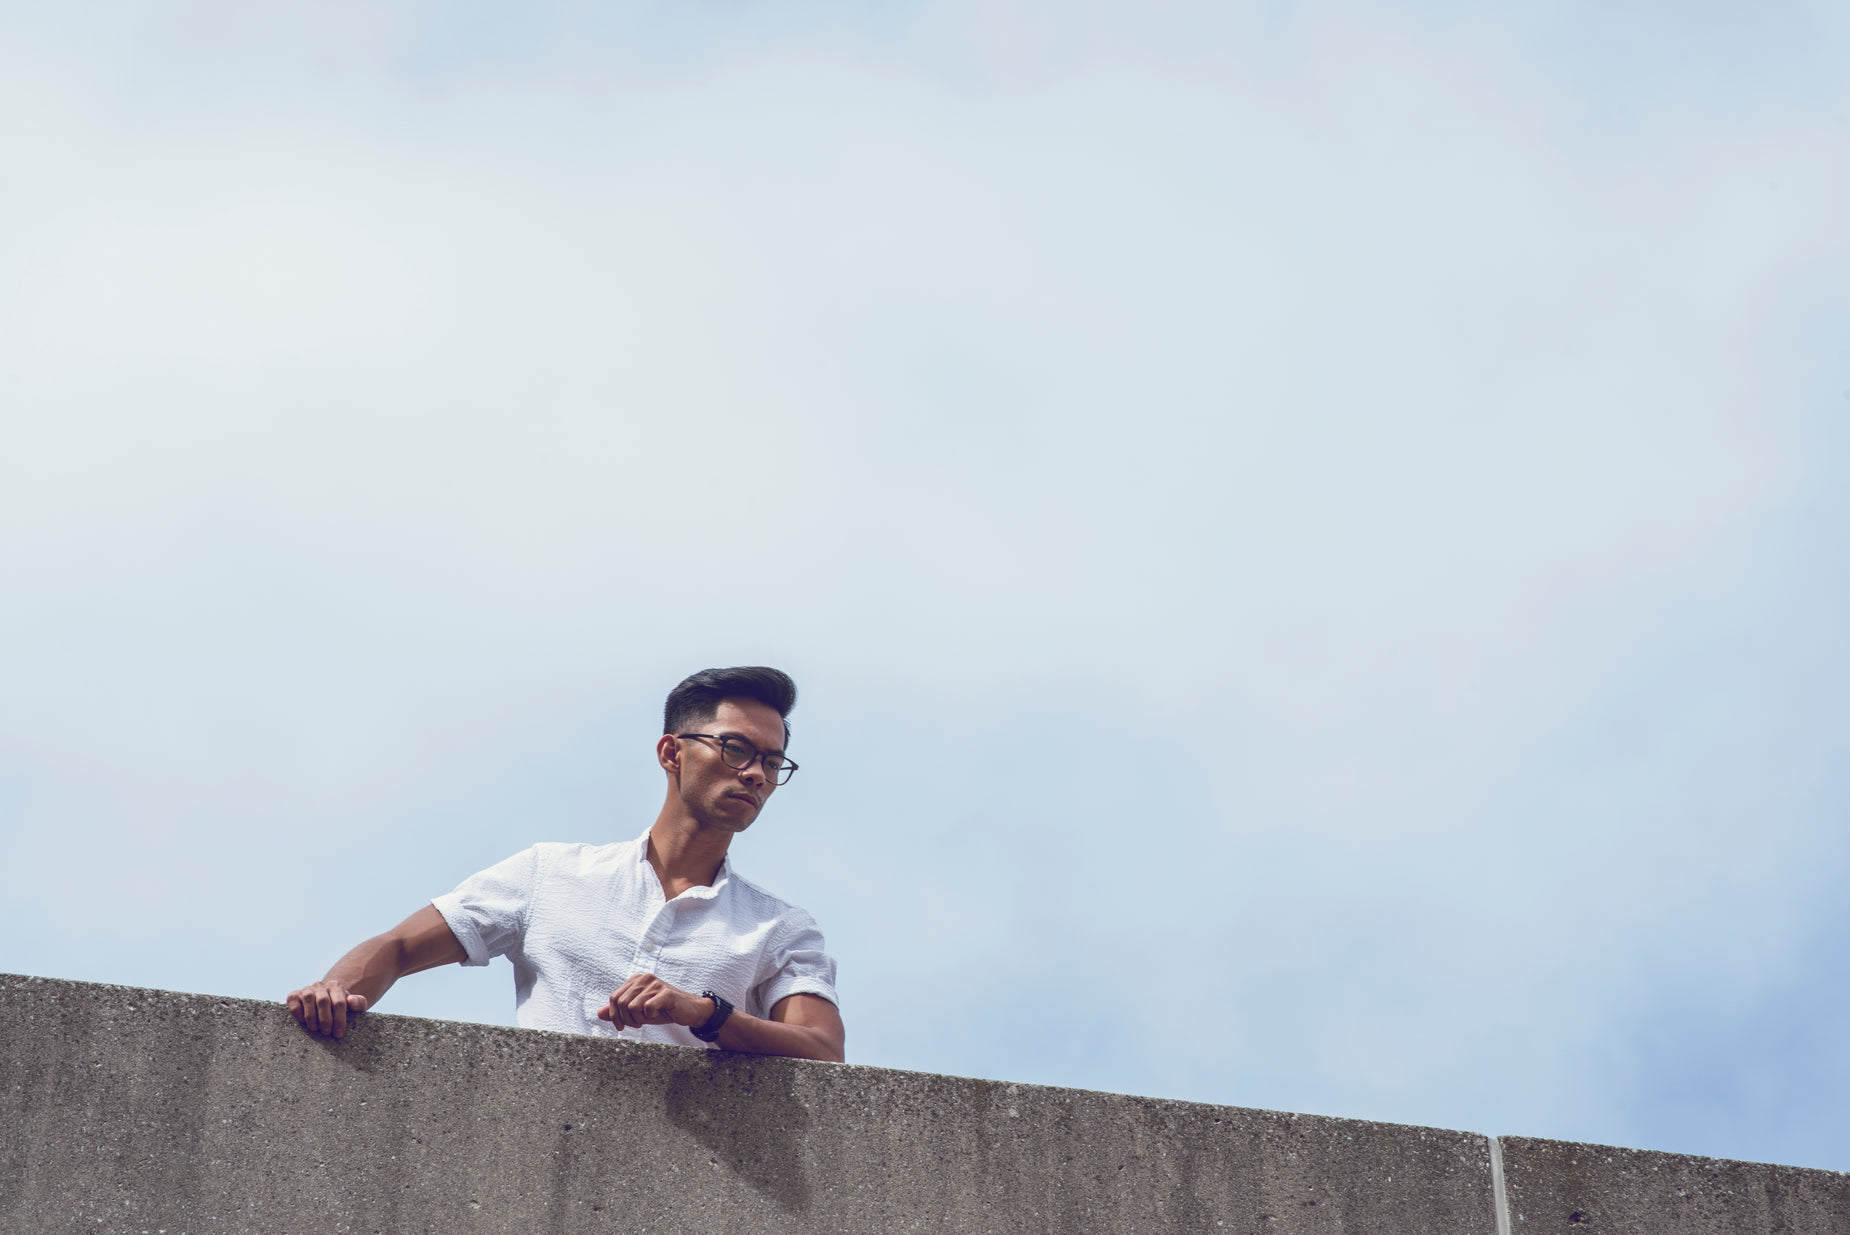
[{"left": 719, "top": 738, "right": 792, "bottom": 783}]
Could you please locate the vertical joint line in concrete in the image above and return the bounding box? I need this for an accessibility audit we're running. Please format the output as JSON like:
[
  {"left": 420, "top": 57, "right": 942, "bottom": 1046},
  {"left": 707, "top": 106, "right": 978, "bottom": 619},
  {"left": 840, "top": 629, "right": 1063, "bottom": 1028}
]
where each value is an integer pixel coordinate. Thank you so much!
[{"left": 1488, "top": 1135, "right": 1512, "bottom": 1235}]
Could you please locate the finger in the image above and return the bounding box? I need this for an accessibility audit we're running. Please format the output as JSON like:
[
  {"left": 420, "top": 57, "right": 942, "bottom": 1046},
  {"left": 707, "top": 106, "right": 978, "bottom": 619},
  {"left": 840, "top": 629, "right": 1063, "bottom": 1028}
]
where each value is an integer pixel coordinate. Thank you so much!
[
  {"left": 627, "top": 987, "right": 660, "bottom": 1027},
  {"left": 331, "top": 991, "right": 349, "bottom": 1039},
  {"left": 314, "top": 988, "right": 335, "bottom": 1036},
  {"left": 625, "top": 993, "right": 653, "bottom": 1027},
  {"left": 348, "top": 994, "right": 369, "bottom": 1013},
  {"left": 642, "top": 983, "right": 676, "bottom": 1023},
  {"left": 286, "top": 992, "right": 306, "bottom": 1025}
]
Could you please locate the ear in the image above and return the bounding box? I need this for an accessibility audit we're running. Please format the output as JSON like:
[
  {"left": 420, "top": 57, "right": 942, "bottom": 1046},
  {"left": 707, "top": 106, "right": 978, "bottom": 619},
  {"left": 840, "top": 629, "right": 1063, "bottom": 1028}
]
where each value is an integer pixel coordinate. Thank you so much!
[{"left": 656, "top": 734, "right": 682, "bottom": 776}]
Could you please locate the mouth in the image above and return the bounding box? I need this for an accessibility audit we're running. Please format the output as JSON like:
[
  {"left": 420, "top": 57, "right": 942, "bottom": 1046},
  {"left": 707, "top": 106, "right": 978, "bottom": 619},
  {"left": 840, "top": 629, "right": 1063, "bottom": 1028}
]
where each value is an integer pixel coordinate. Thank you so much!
[{"left": 726, "top": 792, "right": 760, "bottom": 811}]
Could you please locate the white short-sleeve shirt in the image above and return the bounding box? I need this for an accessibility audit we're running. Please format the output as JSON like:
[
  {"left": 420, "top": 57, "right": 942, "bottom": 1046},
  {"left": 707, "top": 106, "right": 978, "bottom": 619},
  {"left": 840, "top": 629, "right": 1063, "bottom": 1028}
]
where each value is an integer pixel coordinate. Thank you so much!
[{"left": 431, "top": 831, "right": 838, "bottom": 1048}]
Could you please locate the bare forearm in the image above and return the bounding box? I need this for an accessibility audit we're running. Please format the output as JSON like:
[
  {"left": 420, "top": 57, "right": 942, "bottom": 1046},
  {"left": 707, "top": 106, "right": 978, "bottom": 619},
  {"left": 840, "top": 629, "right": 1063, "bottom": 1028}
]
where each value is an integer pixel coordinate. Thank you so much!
[
  {"left": 289, "top": 904, "right": 466, "bottom": 1037},
  {"left": 322, "top": 934, "right": 413, "bottom": 1007},
  {"left": 709, "top": 1008, "right": 843, "bottom": 1062},
  {"left": 602, "top": 982, "right": 845, "bottom": 1061}
]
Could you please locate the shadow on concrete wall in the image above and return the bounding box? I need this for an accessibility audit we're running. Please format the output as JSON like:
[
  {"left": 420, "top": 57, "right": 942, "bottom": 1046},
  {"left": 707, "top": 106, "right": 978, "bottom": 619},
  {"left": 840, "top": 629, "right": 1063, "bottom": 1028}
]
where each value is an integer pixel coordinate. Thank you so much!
[{"left": 664, "top": 1058, "right": 813, "bottom": 1214}]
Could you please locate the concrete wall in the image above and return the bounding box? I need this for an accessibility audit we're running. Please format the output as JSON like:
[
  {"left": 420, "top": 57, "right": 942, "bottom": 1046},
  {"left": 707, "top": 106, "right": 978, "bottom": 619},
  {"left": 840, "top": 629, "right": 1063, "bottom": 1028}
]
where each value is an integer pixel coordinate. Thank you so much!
[{"left": 2, "top": 974, "right": 1845, "bottom": 1235}]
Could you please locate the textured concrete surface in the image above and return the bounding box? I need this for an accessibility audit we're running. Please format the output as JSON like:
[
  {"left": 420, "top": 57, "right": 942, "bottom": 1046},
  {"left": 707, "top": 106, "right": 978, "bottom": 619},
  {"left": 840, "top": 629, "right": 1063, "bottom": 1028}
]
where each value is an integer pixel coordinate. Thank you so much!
[
  {"left": 1500, "top": 1135, "right": 1850, "bottom": 1235},
  {"left": 1, "top": 974, "right": 1497, "bottom": 1235}
]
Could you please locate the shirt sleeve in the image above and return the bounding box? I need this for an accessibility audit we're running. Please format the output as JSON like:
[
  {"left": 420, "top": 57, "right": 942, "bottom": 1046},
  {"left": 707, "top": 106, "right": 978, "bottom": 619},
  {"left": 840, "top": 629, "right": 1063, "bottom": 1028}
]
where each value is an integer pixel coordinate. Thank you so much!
[
  {"left": 752, "top": 911, "right": 839, "bottom": 1014},
  {"left": 431, "top": 845, "right": 541, "bottom": 968}
]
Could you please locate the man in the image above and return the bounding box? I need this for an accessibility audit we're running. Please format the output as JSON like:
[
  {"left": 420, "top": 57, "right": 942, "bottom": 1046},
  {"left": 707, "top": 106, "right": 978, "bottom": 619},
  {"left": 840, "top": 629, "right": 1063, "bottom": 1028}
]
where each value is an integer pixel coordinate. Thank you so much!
[{"left": 285, "top": 666, "right": 844, "bottom": 1062}]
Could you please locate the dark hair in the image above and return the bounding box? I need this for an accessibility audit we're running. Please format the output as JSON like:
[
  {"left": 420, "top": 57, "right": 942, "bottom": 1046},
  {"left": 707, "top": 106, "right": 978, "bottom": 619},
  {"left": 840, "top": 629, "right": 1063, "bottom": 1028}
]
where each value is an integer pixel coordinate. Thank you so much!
[{"left": 663, "top": 666, "right": 798, "bottom": 744}]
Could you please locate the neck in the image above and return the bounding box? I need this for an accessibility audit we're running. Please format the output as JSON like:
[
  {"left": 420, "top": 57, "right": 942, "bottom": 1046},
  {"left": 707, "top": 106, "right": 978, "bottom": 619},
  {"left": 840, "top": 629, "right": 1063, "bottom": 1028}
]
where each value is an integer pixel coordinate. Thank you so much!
[{"left": 646, "top": 807, "right": 733, "bottom": 899}]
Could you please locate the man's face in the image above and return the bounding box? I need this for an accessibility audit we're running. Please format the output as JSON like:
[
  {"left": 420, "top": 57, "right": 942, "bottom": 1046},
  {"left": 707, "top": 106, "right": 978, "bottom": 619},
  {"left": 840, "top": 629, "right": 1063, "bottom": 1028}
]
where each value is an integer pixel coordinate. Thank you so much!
[{"left": 670, "top": 697, "right": 788, "bottom": 833}]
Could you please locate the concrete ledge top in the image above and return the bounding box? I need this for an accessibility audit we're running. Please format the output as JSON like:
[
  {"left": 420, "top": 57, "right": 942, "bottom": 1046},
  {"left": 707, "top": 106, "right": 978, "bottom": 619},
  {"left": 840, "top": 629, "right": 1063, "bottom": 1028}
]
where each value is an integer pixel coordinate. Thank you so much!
[{"left": 3, "top": 973, "right": 1846, "bottom": 1235}]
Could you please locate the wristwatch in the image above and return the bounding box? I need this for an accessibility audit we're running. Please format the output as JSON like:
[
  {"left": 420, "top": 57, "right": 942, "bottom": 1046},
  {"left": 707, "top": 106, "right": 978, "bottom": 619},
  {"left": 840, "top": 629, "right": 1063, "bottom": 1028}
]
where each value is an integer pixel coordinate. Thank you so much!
[{"left": 691, "top": 991, "right": 734, "bottom": 1042}]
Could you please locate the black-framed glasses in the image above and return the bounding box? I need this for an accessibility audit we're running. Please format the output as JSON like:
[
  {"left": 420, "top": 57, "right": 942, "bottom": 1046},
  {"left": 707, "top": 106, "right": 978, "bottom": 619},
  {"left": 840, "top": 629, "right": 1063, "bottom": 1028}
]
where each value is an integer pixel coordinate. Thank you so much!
[{"left": 676, "top": 733, "right": 800, "bottom": 785}]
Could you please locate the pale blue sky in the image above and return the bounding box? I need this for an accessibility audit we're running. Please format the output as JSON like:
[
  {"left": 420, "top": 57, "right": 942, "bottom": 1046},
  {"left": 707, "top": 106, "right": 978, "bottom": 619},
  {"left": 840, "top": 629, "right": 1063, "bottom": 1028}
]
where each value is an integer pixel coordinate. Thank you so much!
[{"left": 2, "top": 0, "right": 1847, "bottom": 1172}]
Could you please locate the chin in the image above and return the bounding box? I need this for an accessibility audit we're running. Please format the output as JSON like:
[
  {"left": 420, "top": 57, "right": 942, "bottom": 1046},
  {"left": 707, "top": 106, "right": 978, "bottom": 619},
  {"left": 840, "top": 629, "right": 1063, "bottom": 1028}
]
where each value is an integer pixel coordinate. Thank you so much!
[{"left": 712, "top": 802, "right": 758, "bottom": 829}]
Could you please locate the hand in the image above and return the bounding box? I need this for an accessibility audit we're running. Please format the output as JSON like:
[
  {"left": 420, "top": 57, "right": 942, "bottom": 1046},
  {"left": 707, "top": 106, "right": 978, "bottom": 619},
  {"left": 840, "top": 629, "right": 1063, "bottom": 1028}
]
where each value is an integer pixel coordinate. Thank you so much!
[
  {"left": 596, "top": 974, "right": 714, "bottom": 1031},
  {"left": 287, "top": 979, "right": 369, "bottom": 1039}
]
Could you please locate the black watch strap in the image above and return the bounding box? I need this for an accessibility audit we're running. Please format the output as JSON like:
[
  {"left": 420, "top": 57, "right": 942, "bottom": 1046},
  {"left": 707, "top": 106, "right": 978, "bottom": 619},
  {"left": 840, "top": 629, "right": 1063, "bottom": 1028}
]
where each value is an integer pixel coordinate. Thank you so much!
[{"left": 691, "top": 991, "right": 734, "bottom": 1042}]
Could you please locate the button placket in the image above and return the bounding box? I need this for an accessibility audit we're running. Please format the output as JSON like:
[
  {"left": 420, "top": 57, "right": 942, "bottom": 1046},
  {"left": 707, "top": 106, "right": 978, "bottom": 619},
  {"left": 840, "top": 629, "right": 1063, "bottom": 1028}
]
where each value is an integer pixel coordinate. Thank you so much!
[{"left": 636, "top": 902, "right": 674, "bottom": 967}]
